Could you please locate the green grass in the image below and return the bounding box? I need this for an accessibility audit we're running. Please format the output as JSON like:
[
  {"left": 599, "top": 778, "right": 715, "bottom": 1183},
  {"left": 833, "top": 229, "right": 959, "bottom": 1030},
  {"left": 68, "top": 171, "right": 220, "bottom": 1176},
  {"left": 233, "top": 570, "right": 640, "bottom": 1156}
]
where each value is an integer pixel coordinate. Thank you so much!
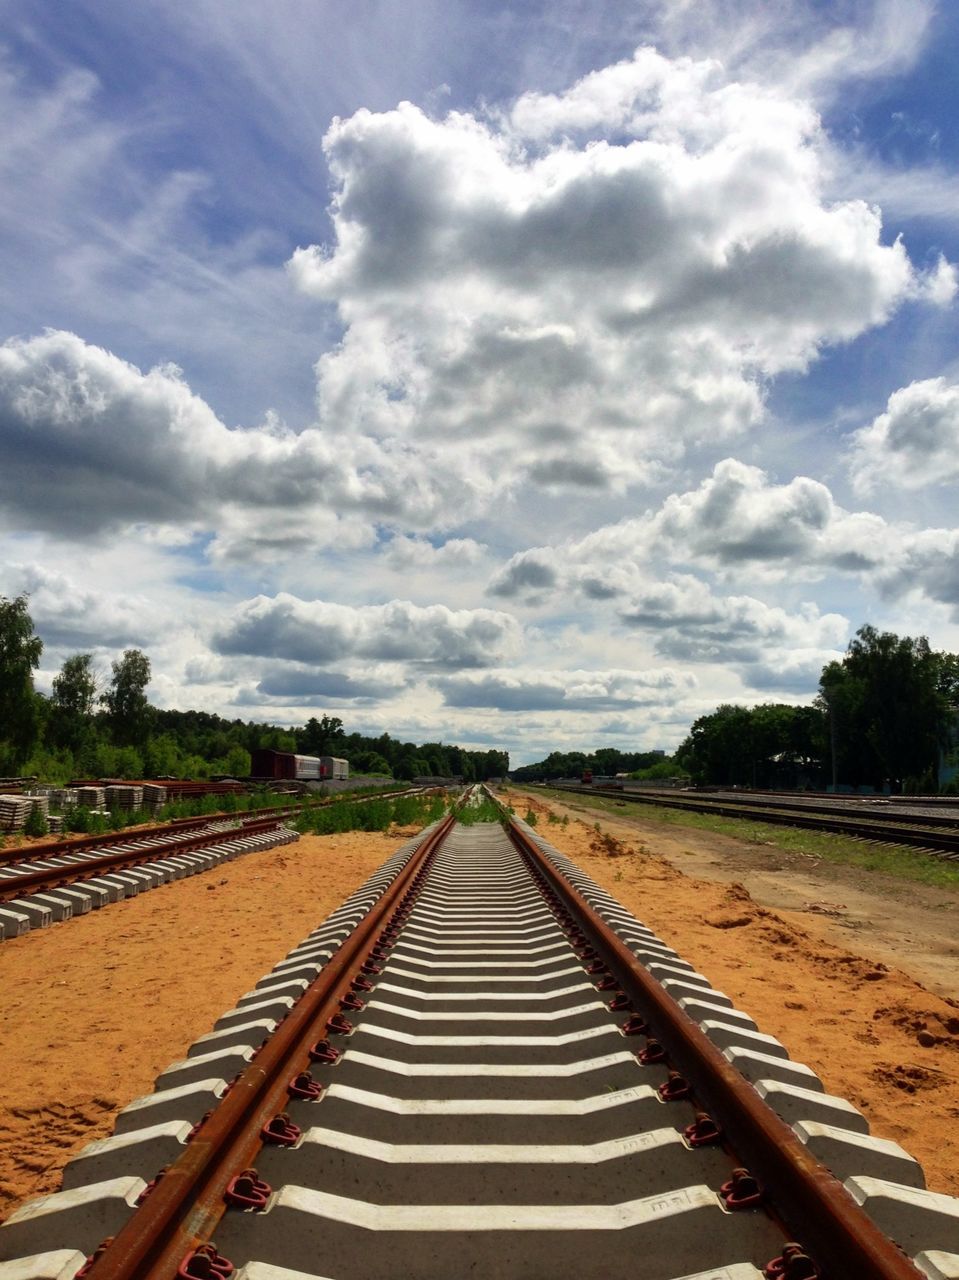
[
  {"left": 530, "top": 786, "right": 959, "bottom": 891},
  {"left": 453, "top": 794, "right": 506, "bottom": 825},
  {"left": 295, "top": 791, "right": 447, "bottom": 836}
]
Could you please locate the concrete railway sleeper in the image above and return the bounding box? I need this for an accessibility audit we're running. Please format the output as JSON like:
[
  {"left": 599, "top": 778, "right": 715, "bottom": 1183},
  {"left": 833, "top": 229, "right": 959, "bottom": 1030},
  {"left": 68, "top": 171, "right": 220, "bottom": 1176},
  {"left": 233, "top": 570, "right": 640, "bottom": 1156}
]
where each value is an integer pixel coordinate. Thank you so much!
[
  {"left": 0, "top": 790, "right": 429, "bottom": 941},
  {"left": 2, "top": 812, "right": 958, "bottom": 1279},
  {"left": 0, "top": 820, "right": 301, "bottom": 942}
]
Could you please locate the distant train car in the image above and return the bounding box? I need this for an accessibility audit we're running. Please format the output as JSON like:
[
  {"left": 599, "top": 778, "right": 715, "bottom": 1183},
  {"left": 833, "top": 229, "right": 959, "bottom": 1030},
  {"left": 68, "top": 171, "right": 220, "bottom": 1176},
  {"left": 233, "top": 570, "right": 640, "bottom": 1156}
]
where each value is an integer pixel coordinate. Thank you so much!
[
  {"left": 319, "top": 756, "right": 349, "bottom": 780},
  {"left": 251, "top": 749, "right": 295, "bottom": 779},
  {"left": 251, "top": 749, "right": 324, "bottom": 780},
  {"left": 293, "top": 754, "right": 322, "bottom": 780}
]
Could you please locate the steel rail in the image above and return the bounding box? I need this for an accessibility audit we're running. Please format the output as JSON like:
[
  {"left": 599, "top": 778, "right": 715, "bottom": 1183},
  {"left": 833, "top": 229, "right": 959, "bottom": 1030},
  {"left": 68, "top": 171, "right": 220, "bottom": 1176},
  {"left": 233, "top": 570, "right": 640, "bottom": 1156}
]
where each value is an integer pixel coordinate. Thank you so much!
[
  {"left": 0, "top": 808, "right": 299, "bottom": 868},
  {"left": 550, "top": 784, "right": 959, "bottom": 856},
  {"left": 3, "top": 787, "right": 426, "bottom": 870},
  {"left": 0, "top": 817, "right": 290, "bottom": 905},
  {"left": 506, "top": 815, "right": 924, "bottom": 1280},
  {"left": 83, "top": 811, "right": 456, "bottom": 1280}
]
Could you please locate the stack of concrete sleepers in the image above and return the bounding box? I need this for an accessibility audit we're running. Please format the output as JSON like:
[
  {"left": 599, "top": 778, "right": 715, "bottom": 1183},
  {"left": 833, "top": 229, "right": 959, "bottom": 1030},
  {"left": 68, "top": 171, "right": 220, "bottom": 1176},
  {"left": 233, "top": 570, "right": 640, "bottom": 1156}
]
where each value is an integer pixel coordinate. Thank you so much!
[
  {"left": 0, "top": 795, "right": 48, "bottom": 833},
  {"left": 140, "top": 784, "right": 167, "bottom": 815},
  {"left": 104, "top": 786, "right": 143, "bottom": 814},
  {"left": 76, "top": 787, "right": 105, "bottom": 810}
]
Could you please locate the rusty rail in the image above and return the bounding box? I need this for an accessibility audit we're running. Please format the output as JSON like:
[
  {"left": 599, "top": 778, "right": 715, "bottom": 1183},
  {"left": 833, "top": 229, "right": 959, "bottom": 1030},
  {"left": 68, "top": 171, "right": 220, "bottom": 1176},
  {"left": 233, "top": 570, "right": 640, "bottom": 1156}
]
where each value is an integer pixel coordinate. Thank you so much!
[
  {"left": 83, "top": 811, "right": 456, "bottom": 1280},
  {"left": 0, "top": 817, "right": 289, "bottom": 904},
  {"left": 505, "top": 816, "right": 923, "bottom": 1280}
]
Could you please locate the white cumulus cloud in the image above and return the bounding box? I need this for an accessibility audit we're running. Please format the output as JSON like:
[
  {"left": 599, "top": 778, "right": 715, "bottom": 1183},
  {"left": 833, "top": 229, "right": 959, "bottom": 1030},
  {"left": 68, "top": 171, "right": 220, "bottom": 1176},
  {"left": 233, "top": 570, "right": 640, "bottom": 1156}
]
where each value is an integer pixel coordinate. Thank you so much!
[
  {"left": 212, "top": 594, "right": 523, "bottom": 670},
  {"left": 850, "top": 377, "right": 959, "bottom": 493},
  {"left": 289, "top": 45, "right": 933, "bottom": 495}
]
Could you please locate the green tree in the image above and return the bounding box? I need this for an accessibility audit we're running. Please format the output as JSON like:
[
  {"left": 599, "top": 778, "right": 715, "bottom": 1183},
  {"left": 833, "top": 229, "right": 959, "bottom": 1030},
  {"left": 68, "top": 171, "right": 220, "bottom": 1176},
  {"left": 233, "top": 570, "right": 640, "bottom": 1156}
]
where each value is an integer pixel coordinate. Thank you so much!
[
  {"left": 818, "top": 625, "right": 944, "bottom": 790},
  {"left": 48, "top": 653, "right": 98, "bottom": 751},
  {"left": 102, "top": 649, "right": 153, "bottom": 748},
  {"left": 0, "top": 595, "right": 43, "bottom": 772}
]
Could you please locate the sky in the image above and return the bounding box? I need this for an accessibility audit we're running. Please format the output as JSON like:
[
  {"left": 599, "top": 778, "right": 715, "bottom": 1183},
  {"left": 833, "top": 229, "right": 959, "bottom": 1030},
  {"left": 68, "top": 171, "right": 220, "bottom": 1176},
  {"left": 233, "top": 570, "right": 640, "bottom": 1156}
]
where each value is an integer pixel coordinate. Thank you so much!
[{"left": 2, "top": 0, "right": 959, "bottom": 766}]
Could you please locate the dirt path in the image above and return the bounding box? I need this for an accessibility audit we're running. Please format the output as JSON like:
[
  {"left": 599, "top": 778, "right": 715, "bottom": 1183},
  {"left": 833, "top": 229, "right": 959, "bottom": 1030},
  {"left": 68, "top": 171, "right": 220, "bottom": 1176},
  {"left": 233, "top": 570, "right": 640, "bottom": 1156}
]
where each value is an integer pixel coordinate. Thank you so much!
[{"left": 500, "top": 786, "right": 959, "bottom": 1195}]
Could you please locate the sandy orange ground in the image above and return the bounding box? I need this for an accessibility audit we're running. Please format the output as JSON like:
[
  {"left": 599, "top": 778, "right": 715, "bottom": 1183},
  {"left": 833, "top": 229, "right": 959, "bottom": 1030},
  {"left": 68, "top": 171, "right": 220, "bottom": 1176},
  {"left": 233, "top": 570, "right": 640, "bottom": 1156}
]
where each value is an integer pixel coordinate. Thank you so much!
[
  {"left": 0, "top": 831, "right": 407, "bottom": 1218},
  {"left": 499, "top": 787, "right": 959, "bottom": 1195},
  {"left": 1, "top": 800, "right": 957, "bottom": 1224}
]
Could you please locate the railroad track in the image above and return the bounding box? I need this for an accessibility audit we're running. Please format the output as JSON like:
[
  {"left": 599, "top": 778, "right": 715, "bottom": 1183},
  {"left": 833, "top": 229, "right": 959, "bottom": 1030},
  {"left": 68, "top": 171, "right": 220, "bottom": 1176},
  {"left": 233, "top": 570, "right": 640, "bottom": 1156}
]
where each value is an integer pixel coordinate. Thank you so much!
[
  {"left": 0, "top": 815, "right": 299, "bottom": 941},
  {"left": 0, "top": 790, "right": 427, "bottom": 942},
  {"left": 2, "top": 801, "right": 957, "bottom": 1278},
  {"left": 551, "top": 785, "right": 959, "bottom": 860}
]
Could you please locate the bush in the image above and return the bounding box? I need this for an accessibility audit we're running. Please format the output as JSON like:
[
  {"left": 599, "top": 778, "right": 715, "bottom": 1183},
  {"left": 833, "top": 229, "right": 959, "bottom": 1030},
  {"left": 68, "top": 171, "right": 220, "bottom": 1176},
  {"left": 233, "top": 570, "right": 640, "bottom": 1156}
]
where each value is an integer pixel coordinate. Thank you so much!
[{"left": 23, "top": 804, "right": 49, "bottom": 837}]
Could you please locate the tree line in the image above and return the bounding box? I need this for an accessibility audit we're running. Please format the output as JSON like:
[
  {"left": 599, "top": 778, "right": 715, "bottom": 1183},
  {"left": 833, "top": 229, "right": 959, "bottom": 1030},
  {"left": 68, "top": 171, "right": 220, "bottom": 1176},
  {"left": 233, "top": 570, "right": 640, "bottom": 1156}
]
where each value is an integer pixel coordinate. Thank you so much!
[
  {"left": 676, "top": 626, "right": 959, "bottom": 792},
  {"left": 511, "top": 748, "right": 673, "bottom": 783},
  {"left": 512, "top": 625, "right": 959, "bottom": 794},
  {"left": 0, "top": 595, "right": 509, "bottom": 783}
]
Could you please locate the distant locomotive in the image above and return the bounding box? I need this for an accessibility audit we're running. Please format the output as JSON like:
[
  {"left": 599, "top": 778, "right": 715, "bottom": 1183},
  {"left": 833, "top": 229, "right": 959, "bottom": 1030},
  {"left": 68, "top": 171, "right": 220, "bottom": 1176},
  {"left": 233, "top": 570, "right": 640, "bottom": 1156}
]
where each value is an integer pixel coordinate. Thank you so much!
[{"left": 250, "top": 750, "right": 349, "bottom": 781}]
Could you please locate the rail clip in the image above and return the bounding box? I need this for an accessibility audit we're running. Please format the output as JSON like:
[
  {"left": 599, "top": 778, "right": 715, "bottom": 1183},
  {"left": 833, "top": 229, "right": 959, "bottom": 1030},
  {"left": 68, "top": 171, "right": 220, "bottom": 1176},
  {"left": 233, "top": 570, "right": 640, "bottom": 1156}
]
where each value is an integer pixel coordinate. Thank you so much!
[
  {"left": 260, "top": 1112, "right": 301, "bottom": 1146},
  {"left": 177, "top": 1244, "right": 235, "bottom": 1280},
  {"left": 720, "top": 1168, "right": 763, "bottom": 1210},
  {"left": 224, "top": 1168, "right": 272, "bottom": 1210},
  {"left": 764, "top": 1244, "right": 819, "bottom": 1279}
]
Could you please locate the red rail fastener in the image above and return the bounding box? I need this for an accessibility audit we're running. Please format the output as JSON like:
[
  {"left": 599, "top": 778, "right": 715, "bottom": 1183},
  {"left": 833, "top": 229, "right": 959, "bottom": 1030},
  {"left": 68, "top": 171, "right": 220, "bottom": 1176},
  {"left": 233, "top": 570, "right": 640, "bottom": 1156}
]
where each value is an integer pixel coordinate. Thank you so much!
[
  {"left": 287, "top": 1070, "right": 324, "bottom": 1100},
  {"left": 308, "top": 1038, "right": 340, "bottom": 1064},
  {"left": 326, "top": 1013, "right": 354, "bottom": 1035},
  {"left": 659, "top": 1072, "right": 692, "bottom": 1101},
  {"left": 639, "top": 1037, "right": 667, "bottom": 1064},
  {"left": 176, "top": 1244, "right": 234, "bottom": 1280},
  {"left": 721, "top": 1168, "right": 763, "bottom": 1210},
  {"left": 607, "top": 992, "right": 631, "bottom": 1011},
  {"left": 224, "top": 1169, "right": 272, "bottom": 1210},
  {"left": 136, "top": 1167, "right": 169, "bottom": 1204},
  {"left": 260, "top": 1113, "right": 301, "bottom": 1146},
  {"left": 620, "top": 1013, "right": 650, "bottom": 1036},
  {"left": 764, "top": 1244, "right": 819, "bottom": 1279},
  {"left": 77, "top": 1239, "right": 114, "bottom": 1278},
  {"left": 351, "top": 974, "right": 374, "bottom": 992},
  {"left": 187, "top": 1112, "right": 213, "bottom": 1141},
  {"left": 684, "top": 1113, "right": 723, "bottom": 1147},
  {"left": 339, "top": 991, "right": 365, "bottom": 1012}
]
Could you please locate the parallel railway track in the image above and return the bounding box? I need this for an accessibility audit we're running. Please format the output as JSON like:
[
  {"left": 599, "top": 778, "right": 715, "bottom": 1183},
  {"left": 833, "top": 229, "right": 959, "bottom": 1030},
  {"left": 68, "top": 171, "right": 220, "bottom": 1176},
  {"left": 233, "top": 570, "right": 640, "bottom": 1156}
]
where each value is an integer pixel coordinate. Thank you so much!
[
  {"left": 551, "top": 785, "right": 959, "bottom": 859},
  {"left": 2, "top": 797, "right": 956, "bottom": 1278},
  {"left": 0, "top": 790, "right": 426, "bottom": 940}
]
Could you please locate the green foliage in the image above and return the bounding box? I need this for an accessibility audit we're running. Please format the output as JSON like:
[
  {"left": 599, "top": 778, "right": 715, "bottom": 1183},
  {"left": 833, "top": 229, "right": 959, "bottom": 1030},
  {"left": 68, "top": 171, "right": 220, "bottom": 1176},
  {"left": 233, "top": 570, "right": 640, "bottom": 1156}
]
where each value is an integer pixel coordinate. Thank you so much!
[
  {"left": 0, "top": 594, "right": 43, "bottom": 771},
  {"left": 512, "top": 747, "right": 668, "bottom": 783},
  {"left": 454, "top": 794, "right": 505, "bottom": 825},
  {"left": 524, "top": 809, "right": 538, "bottom": 826},
  {"left": 23, "top": 804, "right": 49, "bottom": 837},
  {"left": 818, "top": 625, "right": 949, "bottom": 790},
  {"left": 676, "top": 703, "right": 824, "bottom": 788},
  {"left": 296, "top": 791, "right": 445, "bottom": 836},
  {"left": 49, "top": 654, "right": 98, "bottom": 752},
  {"left": 101, "top": 649, "right": 153, "bottom": 748},
  {"left": 629, "top": 759, "right": 682, "bottom": 781}
]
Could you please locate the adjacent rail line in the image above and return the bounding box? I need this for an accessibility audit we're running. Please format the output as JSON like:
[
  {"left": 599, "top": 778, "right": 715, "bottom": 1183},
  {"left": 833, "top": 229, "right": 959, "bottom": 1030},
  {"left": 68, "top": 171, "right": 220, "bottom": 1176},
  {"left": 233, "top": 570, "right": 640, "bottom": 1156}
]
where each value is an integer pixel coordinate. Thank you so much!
[
  {"left": 2, "top": 800, "right": 957, "bottom": 1279},
  {"left": 0, "top": 790, "right": 429, "bottom": 942},
  {"left": 551, "top": 784, "right": 959, "bottom": 859}
]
